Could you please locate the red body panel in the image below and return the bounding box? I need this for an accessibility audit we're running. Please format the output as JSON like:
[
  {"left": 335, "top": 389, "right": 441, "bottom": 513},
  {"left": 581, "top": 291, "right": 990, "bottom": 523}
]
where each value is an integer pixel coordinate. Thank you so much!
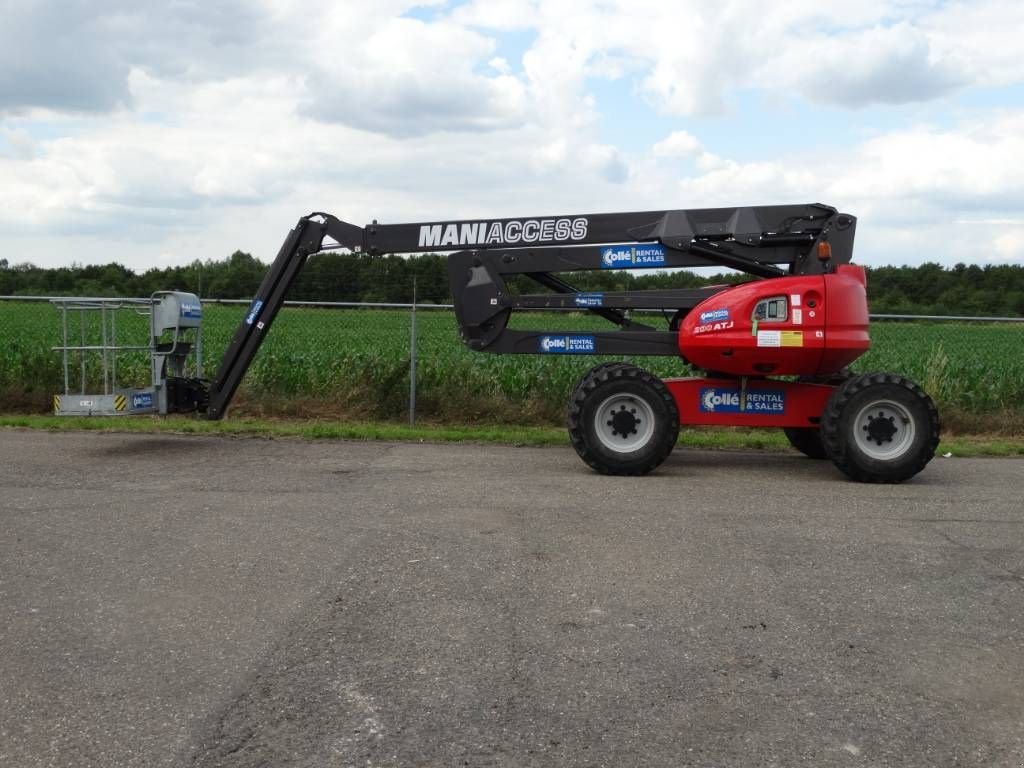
[
  {"left": 665, "top": 378, "right": 835, "bottom": 428},
  {"left": 677, "top": 266, "right": 870, "bottom": 377},
  {"left": 821, "top": 264, "right": 871, "bottom": 372}
]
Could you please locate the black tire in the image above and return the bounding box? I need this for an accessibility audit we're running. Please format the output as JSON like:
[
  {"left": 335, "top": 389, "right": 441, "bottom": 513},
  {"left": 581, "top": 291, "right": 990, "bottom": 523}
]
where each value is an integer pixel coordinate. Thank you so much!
[
  {"left": 574, "top": 361, "right": 630, "bottom": 383},
  {"left": 783, "top": 427, "right": 829, "bottom": 459},
  {"left": 567, "top": 364, "right": 679, "bottom": 475},
  {"left": 821, "top": 372, "right": 940, "bottom": 483},
  {"left": 781, "top": 373, "right": 852, "bottom": 460}
]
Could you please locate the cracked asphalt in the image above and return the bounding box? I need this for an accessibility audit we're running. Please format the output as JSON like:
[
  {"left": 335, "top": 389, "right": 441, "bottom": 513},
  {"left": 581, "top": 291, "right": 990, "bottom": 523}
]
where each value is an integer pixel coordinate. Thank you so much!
[{"left": 1, "top": 430, "right": 1022, "bottom": 767}]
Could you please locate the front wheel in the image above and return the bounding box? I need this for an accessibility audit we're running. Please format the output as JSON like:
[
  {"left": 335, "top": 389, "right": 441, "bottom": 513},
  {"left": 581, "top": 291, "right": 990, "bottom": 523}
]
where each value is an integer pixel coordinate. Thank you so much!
[
  {"left": 782, "top": 373, "right": 852, "bottom": 459},
  {"left": 567, "top": 364, "right": 679, "bottom": 475},
  {"left": 821, "top": 373, "right": 940, "bottom": 483}
]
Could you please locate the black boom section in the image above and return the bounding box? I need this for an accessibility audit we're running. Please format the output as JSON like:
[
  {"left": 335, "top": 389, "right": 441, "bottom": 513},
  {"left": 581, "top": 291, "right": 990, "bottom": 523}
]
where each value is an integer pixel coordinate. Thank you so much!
[
  {"left": 487, "top": 330, "right": 680, "bottom": 356},
  {"left": 203, "top": 205, "right": 857, "bottom": 416},
  {"left": 443, "top": 204, "right": 855, "bottom": 353},
  {"left": 361, "top": 202, "right": 853, "bottom": 264},
  {"left": 205, "top": 214, "right": 366, "bottom": 419},
  {"left": 206, "top": 218, "right": 321, "bottom": 419},
  {"left": 510, "top": 286, "right": 729, "bottom": 311}
]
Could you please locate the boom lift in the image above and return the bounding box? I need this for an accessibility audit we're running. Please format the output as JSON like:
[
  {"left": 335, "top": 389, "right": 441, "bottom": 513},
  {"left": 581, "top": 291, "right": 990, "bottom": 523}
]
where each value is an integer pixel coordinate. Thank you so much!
[{"left": 190, "top": 203, "right": 940, "bottom": 483}]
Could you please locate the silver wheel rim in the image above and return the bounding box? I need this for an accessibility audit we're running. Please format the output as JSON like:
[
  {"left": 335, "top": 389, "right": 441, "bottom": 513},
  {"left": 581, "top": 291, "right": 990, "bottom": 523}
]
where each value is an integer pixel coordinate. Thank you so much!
[
  {"left": 852, "top": 399, "right": 916, "bottom": 460},
  {"left": 594, "top": 393, "right": 656, "bottom": 453}
]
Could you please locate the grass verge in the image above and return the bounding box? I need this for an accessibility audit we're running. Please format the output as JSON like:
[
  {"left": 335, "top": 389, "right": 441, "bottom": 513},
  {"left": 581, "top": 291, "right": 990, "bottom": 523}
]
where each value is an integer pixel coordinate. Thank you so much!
[{"left": 1, "top": 414, "right": 1021, "bottom": 457}]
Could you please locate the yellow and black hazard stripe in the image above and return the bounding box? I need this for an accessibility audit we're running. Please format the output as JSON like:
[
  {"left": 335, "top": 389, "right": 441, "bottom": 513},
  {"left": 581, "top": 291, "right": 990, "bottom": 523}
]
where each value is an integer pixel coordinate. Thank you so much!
[
  {"left": 114, "top": 394, "right": 127, "bottom": 411},
  {"left": 53, "top": 395, "right": 61, "bottom": 413}
]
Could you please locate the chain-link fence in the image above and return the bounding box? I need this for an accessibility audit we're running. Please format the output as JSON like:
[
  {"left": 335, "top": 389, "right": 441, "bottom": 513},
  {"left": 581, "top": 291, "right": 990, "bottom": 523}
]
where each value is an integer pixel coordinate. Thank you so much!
[{"left": 2, "top": 296, "right": 1022, "bottom": 429}]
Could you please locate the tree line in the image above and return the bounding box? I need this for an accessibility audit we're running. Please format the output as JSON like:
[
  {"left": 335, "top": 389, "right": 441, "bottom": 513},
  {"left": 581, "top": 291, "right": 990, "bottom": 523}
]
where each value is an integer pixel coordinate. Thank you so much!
[{"left": 1, "top": 252, "right": 1022, "bottom": 317}]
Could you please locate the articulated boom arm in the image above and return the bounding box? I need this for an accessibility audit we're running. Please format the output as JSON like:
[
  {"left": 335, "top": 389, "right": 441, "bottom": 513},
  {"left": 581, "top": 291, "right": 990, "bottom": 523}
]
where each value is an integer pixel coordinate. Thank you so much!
[{"left": 204, "top": 203, "right": 856, "bottom": 419}]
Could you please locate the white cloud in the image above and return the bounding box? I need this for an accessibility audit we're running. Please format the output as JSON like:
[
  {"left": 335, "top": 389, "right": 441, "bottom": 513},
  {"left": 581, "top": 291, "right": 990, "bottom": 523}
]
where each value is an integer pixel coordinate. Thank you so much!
[
  {"left": 652, "top": 131, "right": 701, "bottom": 158},
  {"left": 4, "top": 0, "right": 1019, "bottom": 121},
  {"left": 0, "top": 0, "right": 1022, "bottom": 271},
  {"left": 829, "top": 115, "right": 1024, "bottom": 213},
  {"left": 302, "top": 17, "right": 529, "bottom": 137},
  {"left": 922, "top": 0, "right": 1024, "bottom": 89},
  {"left": 695, "top": 152, "right": 728, "bottom": 173},
  {"left": 646, "top": 113, "right": 1024, "bottom": 265},
  {"left": 488, "top": 57, "right": 512, "bottom": 75},
  {"left": 0, "top": 0, "right": 273, "bottom": 114},
  {"left": 450, "top": 0, "right": 540, "bottom": 30},
  {"left": 994, "top": 231, "right": 1024, "bottom": 262},
  {"left": 455, "top": 0, "right": 1024, "bottom": 115},
  {"left": 0, "top": 127, "right": 37, "bottom": 160},
  {"left": 786, "top": 23, "right": 965, "bottom": 107}
]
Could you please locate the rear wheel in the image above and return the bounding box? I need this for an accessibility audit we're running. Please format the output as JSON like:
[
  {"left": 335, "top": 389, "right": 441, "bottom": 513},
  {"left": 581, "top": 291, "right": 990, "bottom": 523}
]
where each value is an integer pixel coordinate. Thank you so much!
[
  {"left": 783, "top": 427, "right": 829, "bottom": 459},
  {"left": 567, "top": 364, "right": 679, "bottom": 475},
  {"left": 578, "top": 361, "right": 629, "bottom": 378},
  {"left": 821, "top": 372, "right": 939, "bottom": 483}
]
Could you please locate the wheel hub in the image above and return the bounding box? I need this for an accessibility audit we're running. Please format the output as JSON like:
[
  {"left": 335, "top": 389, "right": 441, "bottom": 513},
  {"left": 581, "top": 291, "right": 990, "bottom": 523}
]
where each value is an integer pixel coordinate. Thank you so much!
[
  {"left": 609, "top": 405, "right": 640, "bottom": 437},
  {"left": 593, "top": 393, "right": 656, "bottom": 453},
  {"left": 864, "top": 411, "right": 899, "bottom": 445},
  {"left": 852, "top": 398, "right": 916, "bottom": 460}
]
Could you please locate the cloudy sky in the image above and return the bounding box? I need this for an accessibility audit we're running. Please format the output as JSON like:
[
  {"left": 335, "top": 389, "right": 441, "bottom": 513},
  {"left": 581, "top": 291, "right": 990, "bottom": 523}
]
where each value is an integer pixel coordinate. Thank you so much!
[{"left": 1, "top": 0, "right": 1023, "bottom": 270}]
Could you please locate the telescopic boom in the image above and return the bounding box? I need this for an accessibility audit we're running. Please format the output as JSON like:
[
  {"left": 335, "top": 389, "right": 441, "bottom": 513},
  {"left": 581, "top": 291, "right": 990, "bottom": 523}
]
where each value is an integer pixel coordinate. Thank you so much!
[{"left": 204, "top": 203, "right": 855, "bottom": 419}]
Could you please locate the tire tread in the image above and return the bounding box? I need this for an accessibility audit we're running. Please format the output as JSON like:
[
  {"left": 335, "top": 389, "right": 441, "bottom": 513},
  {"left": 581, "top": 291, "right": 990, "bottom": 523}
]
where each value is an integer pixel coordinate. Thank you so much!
[
  {"left": 567, "top": 363, "right": 679, "bottom": 475},
  {"left": 821, "top": 372, "right": 940, "bottom": 483}
]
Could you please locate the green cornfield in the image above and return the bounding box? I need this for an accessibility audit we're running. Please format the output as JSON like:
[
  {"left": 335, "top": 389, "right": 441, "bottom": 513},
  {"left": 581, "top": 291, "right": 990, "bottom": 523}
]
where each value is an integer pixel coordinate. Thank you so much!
[{"left": 1, "top": 300, "right": 1022, "bottom": 431}]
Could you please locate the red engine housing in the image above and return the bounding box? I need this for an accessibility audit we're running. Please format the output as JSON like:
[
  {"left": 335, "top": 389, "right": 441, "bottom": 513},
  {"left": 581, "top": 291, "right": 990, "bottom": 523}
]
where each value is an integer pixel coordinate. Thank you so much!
[{"left": 678, "top": 264, "right": 870, "bottom": 377}]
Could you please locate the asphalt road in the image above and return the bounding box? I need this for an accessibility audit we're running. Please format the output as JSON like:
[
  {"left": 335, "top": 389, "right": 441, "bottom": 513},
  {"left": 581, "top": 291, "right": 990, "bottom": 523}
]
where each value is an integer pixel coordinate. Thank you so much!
[{"left": 1, "top": 430, "right": 1022, "bottom": 768}]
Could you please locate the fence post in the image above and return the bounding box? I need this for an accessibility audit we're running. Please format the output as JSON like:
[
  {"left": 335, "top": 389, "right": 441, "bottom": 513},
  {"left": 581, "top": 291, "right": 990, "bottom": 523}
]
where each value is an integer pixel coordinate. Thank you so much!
[{"left": 409, "top": 276, "right": 417, "bottom": 427}]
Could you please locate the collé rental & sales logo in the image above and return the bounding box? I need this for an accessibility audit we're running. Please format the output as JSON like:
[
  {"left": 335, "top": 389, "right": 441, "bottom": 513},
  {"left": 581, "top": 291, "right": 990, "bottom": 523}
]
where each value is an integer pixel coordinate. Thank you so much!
[
  {"left": 600, "top": 244, "right": 667, "bottom": 269},
  {"left": 538, "top": 335, "right": 597, "bottom": 354},
  {"left": 245, "top": 298, "right": 264, "bottom": 326},
  {"left": 698, "top": 308, "right": 730, "bottom": 324},
  {"left": 574, "top": 293, "right": 604, "bottom": 308},
  {"left": 180, "top": 301, "right": 202, "bottom": 319},
  {"left": 132, "top": 392, "right": 154, "bottom": 409},
  {"left": 700, "top": 388, "right": 785, "bottom": 414}
]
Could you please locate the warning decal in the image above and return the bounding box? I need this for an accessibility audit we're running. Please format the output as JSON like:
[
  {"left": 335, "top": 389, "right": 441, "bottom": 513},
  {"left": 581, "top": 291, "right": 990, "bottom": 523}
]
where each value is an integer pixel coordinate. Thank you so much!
[{"left": 757, "top": 330, "right": 804, "bottom": 347}]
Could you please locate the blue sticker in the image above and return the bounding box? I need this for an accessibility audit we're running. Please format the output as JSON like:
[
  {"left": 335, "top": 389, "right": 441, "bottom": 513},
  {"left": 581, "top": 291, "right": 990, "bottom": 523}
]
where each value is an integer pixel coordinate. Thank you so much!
[
  {"left": 698, "top": 308, "right": 730, "bottom": 324},
  {"left": 600, "top": 244, "right": 666, "bottom": 269},
  {"left": 132, "top": 392, "right": 154, "bottom": 409},
  {"left": 699, "top": 388, "right": 785, "bottom": 414},
  {"left": 245, "top": 298, "right": 264, "bottom": 326},
  {"left": 574, "top": 293, "right": 604, "bottom": 308},
  {"left": 538, "top": 335, "right": 596, "bottom": 354},
  {"left": 180, "top": 301, "right": 202, "bottom": 318}
]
